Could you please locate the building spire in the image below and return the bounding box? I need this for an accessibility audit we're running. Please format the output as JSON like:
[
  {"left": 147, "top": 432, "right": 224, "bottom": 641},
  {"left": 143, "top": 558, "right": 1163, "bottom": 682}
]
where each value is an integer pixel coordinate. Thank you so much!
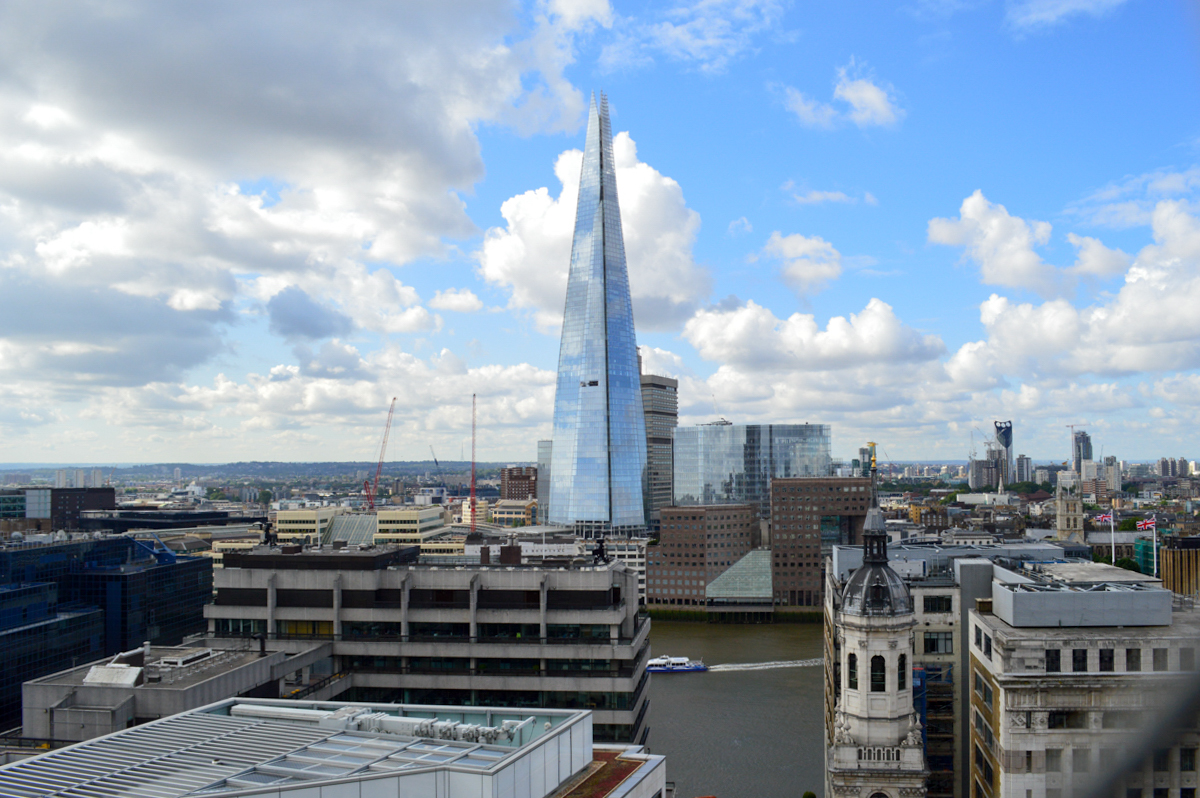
[{"left": 862, "top": 441, "right": 888, "bottom": 565}]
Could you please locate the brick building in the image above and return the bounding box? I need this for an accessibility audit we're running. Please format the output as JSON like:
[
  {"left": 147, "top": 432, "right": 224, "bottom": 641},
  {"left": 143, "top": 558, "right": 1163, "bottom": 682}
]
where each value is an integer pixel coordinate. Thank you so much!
[
  {"left": 499, "top": 466, "right": 537, "bottom": 501},
  {"left": 770, "top": 477, "right": 870, "bottom": 607},
  {"left": 646, "top": 504, "right": 755, "bottom": 606}
]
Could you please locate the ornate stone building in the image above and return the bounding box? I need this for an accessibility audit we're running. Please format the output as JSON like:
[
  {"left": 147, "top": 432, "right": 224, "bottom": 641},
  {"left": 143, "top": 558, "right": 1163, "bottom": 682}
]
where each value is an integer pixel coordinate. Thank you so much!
[{"left": 826, "top": 452, "right": 929, "bottom": 798}]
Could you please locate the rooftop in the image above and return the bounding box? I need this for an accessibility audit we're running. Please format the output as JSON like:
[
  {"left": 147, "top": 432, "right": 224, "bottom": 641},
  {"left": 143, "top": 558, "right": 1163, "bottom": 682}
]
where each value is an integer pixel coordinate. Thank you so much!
[
  {"left": 29, "top": 645, "right": 279, "bottom": 691},
  {"left": 0, "top": 699, "right": 628, "bottom": 798}
]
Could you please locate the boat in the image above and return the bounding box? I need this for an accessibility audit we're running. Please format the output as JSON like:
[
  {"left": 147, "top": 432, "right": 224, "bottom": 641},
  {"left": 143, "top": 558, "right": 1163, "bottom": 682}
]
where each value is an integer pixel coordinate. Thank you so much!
[{"left": 646, "top": 655, "right": 708, "bottom": 673}]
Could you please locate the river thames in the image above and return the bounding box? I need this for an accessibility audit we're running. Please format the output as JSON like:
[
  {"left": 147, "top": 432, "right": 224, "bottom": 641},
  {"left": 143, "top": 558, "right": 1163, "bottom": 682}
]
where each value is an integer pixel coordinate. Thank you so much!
[{"left": 646, "top": 620, "right": 826, "bottom": 798}]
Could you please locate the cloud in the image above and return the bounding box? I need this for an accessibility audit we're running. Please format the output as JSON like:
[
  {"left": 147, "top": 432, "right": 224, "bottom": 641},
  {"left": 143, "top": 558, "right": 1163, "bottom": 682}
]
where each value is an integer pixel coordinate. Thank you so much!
[
  {"left": 477, "top": 131, "right": 711, "bottom": 332},
  {"left": 928, "top": 190, "right": 1062, "bottom": 297},
  {"left": 1067, "top": 166, "right": 1200, "bottom": 229},
  {"left": 639, "top": 345, "right": 693, "bottom": 379},
  {"left": 1006, "top": 0, "right": 1129, "bottom": 30},
  {"left": 1066, "top": 233, "right": 1130, "bottom": 278},
  {"left": 781, "top": 181, "right": 875, "bottom": 206},
  {"left": 728, "top": 216, "right": 753, "bottom": 235},
  {"left": 780, "top": 59, "right": 904, "bottom": 130},
  {"left": 683, "top": 298, "right": 946, "bottom": 371},
  {"left": 600, "top": 0, "right": 786, "bottom": 74},
  {"left": 761, "top": 231, "right": 843, "bottom": 294},
  {"left": 430, "top": 288, "right": 485, "bottom": 313},
  {"left": 267, "top": 287, "right": 355, "bottom": 341}
]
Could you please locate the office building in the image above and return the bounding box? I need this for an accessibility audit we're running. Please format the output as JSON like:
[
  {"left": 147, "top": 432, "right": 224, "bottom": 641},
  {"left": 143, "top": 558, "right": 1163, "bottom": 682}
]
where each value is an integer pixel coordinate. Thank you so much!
[
  {"left": 206, "top": 545, "right": 650, "bottom": 743},
  {"left": 771, "top": 476, "right": 870, "bottom": 608},
  {"left": 490, "top": 499, "right": 537, "bottom": 527},
  {"left": 374, "top": 506, "right": 447, "bottom": 545},
  {"left": 1072, "top": 430, "right": 1093, "bottom": 473},
  {"left": 548, "top": 93, "right": 648, "bottom": 538},
  {"left": 640, "top": 367, "right": 679, "bottom": 530},
  {"left": 19, "top": 487, "right": 116, "bottom": 531},
  {"left": 967, "top": 561, "right": 1198, "bottom": 798},
  {"left": 1015, "top": 455, "right": 1033, "bottom": 484},
  {"left": 646, "top": 504, "right": 755, "bottom": 606},
  {"left": 673, "top": 422, "right": 831, "bottom": 518},
  {"left": 994, "top": 421, "right": 1013, "bottom": 486},
  {"left": 0, "top": 698, "right": 667, "bottom": 798},
  {"left": 536, "top": 440, "right": 553, "bottom": 524},
  {"left": 499, "top": 466, "right": 537, "bottom": 501},
  {"left": 825, "top": 493, "right": 929, "bottom": 798},
  {"left": 274, "top": 506, "right": 346, "bottom": 543},
  {"left": 0, "top": 536, "right": 212, "bottom": 727}
]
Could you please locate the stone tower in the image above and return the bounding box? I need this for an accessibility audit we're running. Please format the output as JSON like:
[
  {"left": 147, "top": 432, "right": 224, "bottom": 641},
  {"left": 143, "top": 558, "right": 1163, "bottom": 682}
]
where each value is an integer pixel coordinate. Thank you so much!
[
  {"left": 827, "top": 446, "right": 929, "bottom": 798},
  {"left": 1055, "top": 484, "right": 1083, "bottom": 543}
]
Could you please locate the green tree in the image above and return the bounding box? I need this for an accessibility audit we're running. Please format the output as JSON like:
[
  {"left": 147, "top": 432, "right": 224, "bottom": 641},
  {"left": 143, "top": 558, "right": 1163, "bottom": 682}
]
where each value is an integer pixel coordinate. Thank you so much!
[
  {"left": 1118, "top": 518, "right": 1139, "bottom": 531},
  {"left": 258, "top": 489, "right": 273, "bottom": 505},
  {"left": 1114, "top": 557, "right": 1141, "bottom": 573}
]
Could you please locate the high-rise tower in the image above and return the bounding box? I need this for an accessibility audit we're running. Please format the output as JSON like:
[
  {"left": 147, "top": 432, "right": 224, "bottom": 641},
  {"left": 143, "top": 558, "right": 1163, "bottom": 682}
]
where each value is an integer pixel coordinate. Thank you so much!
[{"left": 548, "top": 93, "right": 648, "bottom": 537}]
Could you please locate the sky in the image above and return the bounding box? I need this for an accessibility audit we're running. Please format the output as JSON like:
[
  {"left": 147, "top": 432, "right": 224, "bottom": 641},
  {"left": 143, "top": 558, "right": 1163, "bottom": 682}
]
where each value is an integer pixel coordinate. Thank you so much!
[{"left": 0, "top": 0, "right": 1198, "bottom": 465}]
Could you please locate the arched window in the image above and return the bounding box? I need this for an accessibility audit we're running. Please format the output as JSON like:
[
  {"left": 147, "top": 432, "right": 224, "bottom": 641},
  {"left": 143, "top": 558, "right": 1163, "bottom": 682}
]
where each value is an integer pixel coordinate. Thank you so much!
[
  {"left": 848, "top": 653, "right": 858, "bottom": 690},
  {"left": 898, "top": 654, "right": 907, "bottom": 690},
  {"left": 871, "top": 655, "right": 886, "bottom": 692}
]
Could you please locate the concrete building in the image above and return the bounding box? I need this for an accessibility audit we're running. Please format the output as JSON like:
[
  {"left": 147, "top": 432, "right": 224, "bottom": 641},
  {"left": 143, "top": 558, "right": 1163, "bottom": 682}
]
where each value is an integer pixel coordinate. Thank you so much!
[
  {"left": 548, "top": 93, "right": 648, "bottom": 538},
  {"left": 825, "top": 492, "right": 929, "bottom": 798},
  {"left": 375, "top": 506, "right": 446, "bottom": 545},
  {"left": 20, "top": 487, "right": 116, "bottom": 531},
  {"left": 0, "top": 698, "right": 667, "bottom": 798},
  {"left": 640, "top": 369, "right": 679, "bottom": 531},
  {"left": 491, "top": 500, "right": 537, "bottom": 527},
  {"left": 22, "top": 642, "right": 332, "bottom": 742},
  {"left": 1015, "top": 455, "right": 1034, "bottom": 484},
  {"left": 646, "top": 505, "right": 755, "bottom": 607},
  {"left": 771, "top": 476, "right": 870, "bottom": 608},
  {"left": 967, "top": 561, "right": 1198, "bottom": 798},
  {"left": 499, "top": 466, "right": 537, "bottom": 501},
  {"left": 275, "top": 506, "right": 346, "bottom": 544},
  {"left": 205, "top": 546, "right": 650, "bottom": 744},
  {"left": 673, "top": 422, "right": 832, "bottom": 518}
]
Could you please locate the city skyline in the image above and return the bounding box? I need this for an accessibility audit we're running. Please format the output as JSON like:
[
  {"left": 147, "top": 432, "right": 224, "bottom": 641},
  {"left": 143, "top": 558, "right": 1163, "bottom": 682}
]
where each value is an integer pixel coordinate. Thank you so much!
[{"left": 0, "top": 2, "right": 1197, "bottom": 463}]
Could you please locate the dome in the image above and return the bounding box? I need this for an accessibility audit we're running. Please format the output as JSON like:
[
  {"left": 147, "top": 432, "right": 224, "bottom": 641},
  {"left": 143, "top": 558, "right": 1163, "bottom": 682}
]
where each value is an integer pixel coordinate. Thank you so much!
[{"left": 841, "top": 562, "right": 912, "bottom": 616}]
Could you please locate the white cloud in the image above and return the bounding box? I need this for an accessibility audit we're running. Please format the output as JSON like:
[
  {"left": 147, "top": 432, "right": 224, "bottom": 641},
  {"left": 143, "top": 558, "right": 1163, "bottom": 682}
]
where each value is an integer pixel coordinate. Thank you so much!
[
  {"left": 728, "top": 216, "right": 753, "bottom": 235},
  {"left": 928, "top": 190, "right": 1062, "bottom": 297},
  {"left": 761, "top": 231, "right": 843, "bottom": 294},
  {"left": 601, "top": 0, "right": 786, "bottom": 74},
  {"left": 1067, "top": 166, "right": 1200, "bottom": 229},
  {"left": 1067, "top": 233, "right": 1130, "bottom": 278},
  {"left": 683, "top": 298, "right": 946, "bottom": 371},
  {"left": 477, "top": 131, "right": 710, "bottom": 332},
  {"left": 792, "top": 189, "right": 854, "bottom": 205},
  {"left": 781, "top": 60, "right": 904, "bottom": 130},
  {"left": 430, "top": 288, "right": 485, "bottom": 313},
  {"left": 1006, "top": 0, "right": 1129, "bottom": 30}
]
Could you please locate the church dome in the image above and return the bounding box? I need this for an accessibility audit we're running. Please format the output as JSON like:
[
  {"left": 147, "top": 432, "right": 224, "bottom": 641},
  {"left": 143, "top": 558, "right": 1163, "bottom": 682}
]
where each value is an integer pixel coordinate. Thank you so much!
[
  {"left": 840, "top": 506, "right": 913, "bottom": 616},
  {"left": 841, "top": 561, "right": 912, "bottom": 616}
]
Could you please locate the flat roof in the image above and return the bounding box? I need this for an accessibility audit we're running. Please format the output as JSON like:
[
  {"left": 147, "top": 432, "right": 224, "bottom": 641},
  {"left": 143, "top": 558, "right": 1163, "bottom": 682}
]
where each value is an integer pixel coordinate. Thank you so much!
[
  {"left": 0, "top": 699, "right": 592, "bottom": 798},
  {"left": 28, "top": 645, "right": 278, "bottom": 690}
]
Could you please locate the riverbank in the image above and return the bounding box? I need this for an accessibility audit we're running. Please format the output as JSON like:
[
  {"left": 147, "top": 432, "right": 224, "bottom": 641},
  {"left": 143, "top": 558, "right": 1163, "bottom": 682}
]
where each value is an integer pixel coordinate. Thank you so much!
[{"left": 645, "top": 607, "right": 822, "bottom": 623}]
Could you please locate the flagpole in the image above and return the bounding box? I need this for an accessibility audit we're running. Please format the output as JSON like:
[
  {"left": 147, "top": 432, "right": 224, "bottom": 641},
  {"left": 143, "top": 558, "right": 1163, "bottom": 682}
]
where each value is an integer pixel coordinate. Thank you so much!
[
  {"left": 1153, "top": 520, "right": 1158, "bottom": 578},
  {"left": 1110, "top": 513, "right": 1115, "bottom": 565}
]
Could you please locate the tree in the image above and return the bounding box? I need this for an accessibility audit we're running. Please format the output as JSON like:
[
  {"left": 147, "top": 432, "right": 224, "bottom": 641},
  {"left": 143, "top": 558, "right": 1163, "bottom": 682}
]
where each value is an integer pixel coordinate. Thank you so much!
[
  {"left": 1118, "top": 518, "right": 1139, "bottom": 531},
  {"left": 1114, "top": 557, "right": 1141, "bottom": 573},
  {"left": 258, "top": 489, "right": 273, "bottom": 505}
]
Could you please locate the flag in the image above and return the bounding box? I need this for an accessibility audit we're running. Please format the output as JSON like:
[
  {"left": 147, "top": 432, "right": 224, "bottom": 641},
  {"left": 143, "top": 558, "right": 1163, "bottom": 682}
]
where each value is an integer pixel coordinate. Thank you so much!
[
  {"left": 1136, "top": 518, "right": 1156, "bottom": 531},
  {"left": 1095, "top": 513, "right": 1112, "bottom": 522}
]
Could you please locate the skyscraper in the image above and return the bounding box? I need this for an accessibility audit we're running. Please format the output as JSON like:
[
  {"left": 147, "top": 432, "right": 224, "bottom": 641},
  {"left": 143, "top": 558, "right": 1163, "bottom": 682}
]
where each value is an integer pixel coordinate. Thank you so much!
[
  {"left": 1072, "top": 430, "right": 1093, "bottom": 473},
  {"left": 548, "top": 93, "right": 648, "bottom": 537},
  {"left": 639, "top": 357, "right": 678, "bottom": 531}
]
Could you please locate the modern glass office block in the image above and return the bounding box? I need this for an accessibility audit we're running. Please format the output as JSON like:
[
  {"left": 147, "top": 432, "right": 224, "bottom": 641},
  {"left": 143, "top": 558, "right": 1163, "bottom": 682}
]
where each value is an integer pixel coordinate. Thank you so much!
[
  {"left": 673, "top": 423, "right": 832, "bottom": 517},
  {"left": 549, "top": 93, "right": 648, "bottom": 536}
]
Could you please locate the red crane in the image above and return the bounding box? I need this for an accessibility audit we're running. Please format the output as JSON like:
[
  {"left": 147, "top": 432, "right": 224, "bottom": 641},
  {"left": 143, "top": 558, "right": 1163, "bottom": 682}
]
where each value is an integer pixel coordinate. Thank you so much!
[
  {"left": 469, "top": 394, "right": 477, "bottom": 534},
  {"left": 364, "top": 397, "right": 397, "bottom": 512}
]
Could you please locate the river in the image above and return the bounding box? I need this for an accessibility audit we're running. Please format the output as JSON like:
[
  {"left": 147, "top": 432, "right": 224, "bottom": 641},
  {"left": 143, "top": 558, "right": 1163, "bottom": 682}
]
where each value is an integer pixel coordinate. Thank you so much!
[{"left": 646, "top": 620, "right": 826, "bottom": 798}]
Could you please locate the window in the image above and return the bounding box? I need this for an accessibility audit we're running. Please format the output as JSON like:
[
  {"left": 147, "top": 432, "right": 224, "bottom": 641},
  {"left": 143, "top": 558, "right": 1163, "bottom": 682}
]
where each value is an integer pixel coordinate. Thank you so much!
[
  {"left": 976, "top": 626, "right": 982, "bottom": 648},
  {"left": 924, "top": 595, "right": 952, "bottom": 613},
  {"left": 1153, "top": 749, "right": 1170, "bottom": 772},
  {"left": 871, "top": 655, "right": 886, "bottom": 692},
  {"left": 1049, "top": 711, "right": 1087, "bottom": 730},
  {"left": 925, "top": 632, "right": 953, "bottom": 654},
  {"left": 848, "top": 653, "right": 858, "bottom": 690},
  {"left": 1100, "top": 649, "right": 1114, "bottom": 672},
  {"left": 1127, "top": 648, "right": 1141, "bottom": 672},
  {"left": 1182, "top": 748, "right": 1197, "bottom": 771},
  {"left": 1183, "top": 790, "right": 1196, "bottom": 798},
  {"left": 1126, "top": 791, "right": 1142, "bottom": 798},
  {"left": 1153, "top": 648, "right": 1169, "bottom": 672},
  {"left": 1046, "top": 748, "right": 1062, "bottom": 772},
  {"left": 1073, "top": 648, "right": 1088, "bottom": 672},
  {"left": 1183, "top": 648, "right": 1196, "bottom": 671},
  {"left": 1046, "top": 649, "right": 1060, "bottom": 672},
  {"left": 984, "top": 635, "right": 992, "bottom": 659},
  {"left": 898, "top": 654, "right": 907, "bottom": 690},
  {"left": 1073, "top": 748, "right": 1091, "bottom": 773}
]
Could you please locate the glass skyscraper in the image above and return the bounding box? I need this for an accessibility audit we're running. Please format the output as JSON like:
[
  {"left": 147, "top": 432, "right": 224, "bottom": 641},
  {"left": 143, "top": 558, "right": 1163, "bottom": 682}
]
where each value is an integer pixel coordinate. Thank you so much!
[
  {"left": 673, "top": 422, "right": 832, "bottom": 518},
  {"left": 549, "top": 93, "right": 647, "bottom": 536}
]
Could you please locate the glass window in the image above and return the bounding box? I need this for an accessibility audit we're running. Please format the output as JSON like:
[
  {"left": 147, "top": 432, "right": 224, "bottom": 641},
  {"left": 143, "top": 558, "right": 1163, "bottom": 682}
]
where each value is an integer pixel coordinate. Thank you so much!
[
  {"left": 1127, "top": 648, "right": 1141, "bottom": 671},
  {"left": 871, "top": 655, "right": 886, "bottom": 692},
  {"left": 1182, "top": 748, "right": 1197, "bottom": 771},
  {"left": 1099, "top": 649, "right": 1114, "bottom": 672},
  {"left": 1153, "top": 648, "right": 1169, "bottom": 671},
  {"left": 1153, "top": 749, "right": 1170, "bottom": 772},
  {"left": 898, "top": 654, "right": 907, "bottom": 690},
  {"left": 1073, "top": 648, "right": 1088, "bottom": 672},
  {"left": 925, "top": 632, "right": 953, "bottom": 654},
  {"left": 1046, "top": 748, "right": 1062, "bottom": 772},
  {"left": 1046, "top": 649, "right": 1060, "bottom": 672},
  {"left": 924, "top": 595, "right": 952, "bottom": 613},
  {"left": 848, "top": 653, "right": 858, "bottom": 690}
]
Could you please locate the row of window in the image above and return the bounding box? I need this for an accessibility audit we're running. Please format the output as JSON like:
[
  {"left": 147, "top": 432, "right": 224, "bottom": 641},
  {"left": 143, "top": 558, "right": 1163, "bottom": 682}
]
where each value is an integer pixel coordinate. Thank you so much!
[
  {"left": 847, "top": 653, "right": 907, "bottom": 692},
  {"left": 1046, "top": 646, "right": 1194, "bottom": 673}
]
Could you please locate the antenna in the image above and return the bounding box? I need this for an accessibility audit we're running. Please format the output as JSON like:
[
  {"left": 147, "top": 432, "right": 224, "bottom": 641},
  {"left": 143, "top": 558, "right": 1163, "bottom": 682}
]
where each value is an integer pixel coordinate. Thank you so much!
[{"left": 470, "top": 394, "right": 477, "bottom": 535}]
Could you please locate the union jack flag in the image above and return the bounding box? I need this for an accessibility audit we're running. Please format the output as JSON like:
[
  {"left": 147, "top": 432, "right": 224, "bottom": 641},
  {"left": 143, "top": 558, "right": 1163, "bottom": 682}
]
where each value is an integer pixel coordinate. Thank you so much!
[
  {"left": 1136, "top": 518, "right": 1156, "bottom": 531},
  {"left": 1095, "top": 514, "right": 1112, "bottom": 522}
]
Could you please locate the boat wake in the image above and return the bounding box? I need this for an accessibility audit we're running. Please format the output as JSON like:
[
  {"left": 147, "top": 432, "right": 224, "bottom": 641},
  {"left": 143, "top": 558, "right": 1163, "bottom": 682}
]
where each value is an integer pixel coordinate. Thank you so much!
[{"left": 707, "top": 658, "right": 823, "bottom": 672}]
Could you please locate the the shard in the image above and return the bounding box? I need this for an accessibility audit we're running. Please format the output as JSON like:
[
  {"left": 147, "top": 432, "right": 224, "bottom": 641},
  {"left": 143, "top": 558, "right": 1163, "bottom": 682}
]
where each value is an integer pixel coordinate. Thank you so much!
[{"left": 548, "top": 92, "right": 647, "bottom": 536}]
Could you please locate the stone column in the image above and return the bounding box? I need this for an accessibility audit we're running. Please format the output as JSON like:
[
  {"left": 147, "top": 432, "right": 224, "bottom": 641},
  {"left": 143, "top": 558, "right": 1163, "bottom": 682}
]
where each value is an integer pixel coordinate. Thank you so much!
[{"left": 266, "top": 573, "right": 277, "bottom": 636}]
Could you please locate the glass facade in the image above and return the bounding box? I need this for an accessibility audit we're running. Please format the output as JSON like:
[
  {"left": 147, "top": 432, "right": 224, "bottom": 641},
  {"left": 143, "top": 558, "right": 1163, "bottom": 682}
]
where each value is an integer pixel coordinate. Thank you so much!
[
  {"left": 549, "top": 93, "right": 647, "bottom": 534},
  {"left": 673, "top": 422, "right": 832, "bottom": 517}
]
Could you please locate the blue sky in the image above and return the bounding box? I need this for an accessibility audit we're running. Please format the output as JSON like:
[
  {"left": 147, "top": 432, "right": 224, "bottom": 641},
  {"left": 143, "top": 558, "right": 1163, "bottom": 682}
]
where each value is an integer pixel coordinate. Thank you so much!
[{"left": 0, "top": 0, "right": 1197, "bottom": 464}]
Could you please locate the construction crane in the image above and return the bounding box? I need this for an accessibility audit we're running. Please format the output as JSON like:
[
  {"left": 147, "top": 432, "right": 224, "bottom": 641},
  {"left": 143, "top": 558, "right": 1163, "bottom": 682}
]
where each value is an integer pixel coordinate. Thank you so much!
[
  {"left": 364, "top": 397, "right": 397, "bottom": 512},
  {"left": 469, "top": 394, "right": 477, "bottom": 534}
]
